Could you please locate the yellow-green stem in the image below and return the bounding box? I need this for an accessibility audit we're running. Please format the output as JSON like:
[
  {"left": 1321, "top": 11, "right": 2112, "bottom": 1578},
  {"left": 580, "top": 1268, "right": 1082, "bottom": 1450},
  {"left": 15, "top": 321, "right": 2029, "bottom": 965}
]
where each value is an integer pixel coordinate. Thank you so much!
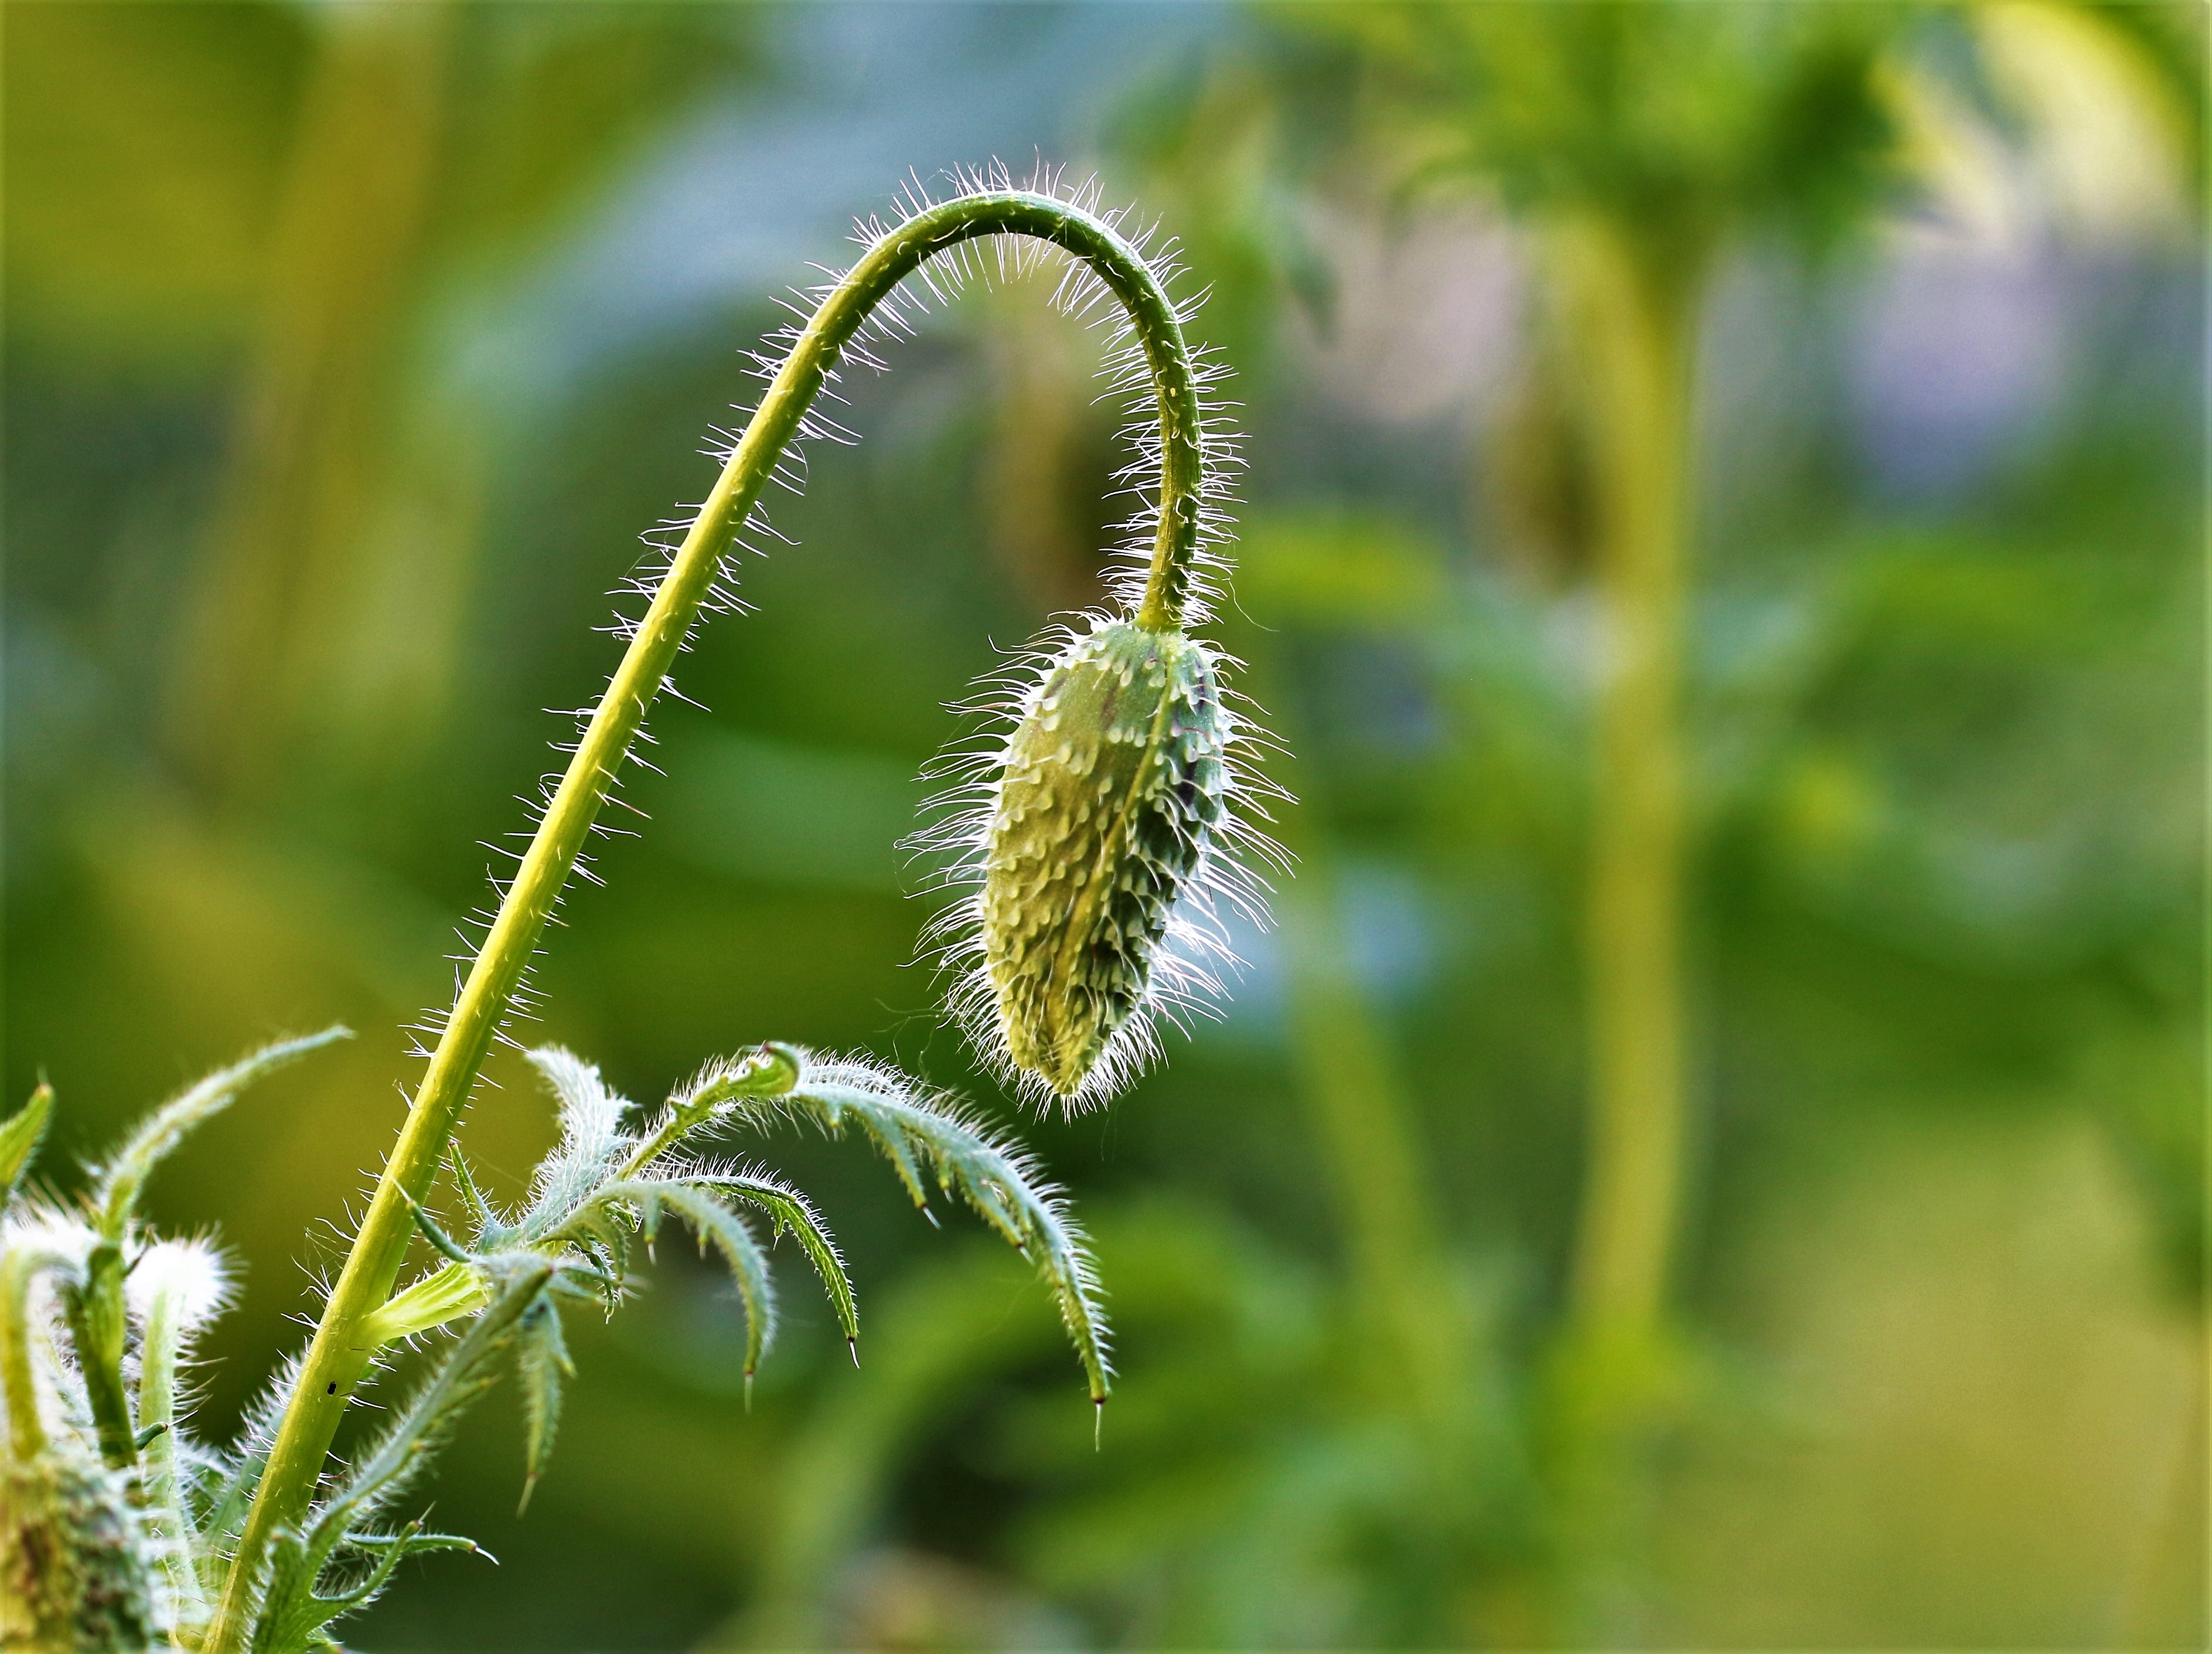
[
  {"left": 0, "top": 1251, "right": 47, "bottom": 1462},
  {"left": 138, "top": 1276, "right": 212, "bottom": 1632},
  {"left": 1562, "top": 218, "right": 1696, "bottom": 1349},
  {"left": 205, "top": 190, "right": 1206, "bottom": 1652}
]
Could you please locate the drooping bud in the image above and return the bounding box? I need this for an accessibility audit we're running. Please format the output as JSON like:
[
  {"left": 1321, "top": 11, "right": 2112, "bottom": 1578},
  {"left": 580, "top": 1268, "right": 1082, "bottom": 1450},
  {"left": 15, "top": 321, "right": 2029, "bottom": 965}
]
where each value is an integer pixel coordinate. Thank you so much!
[{"left": 980, "top": 617, "right": 1227, "bottom": 1100}]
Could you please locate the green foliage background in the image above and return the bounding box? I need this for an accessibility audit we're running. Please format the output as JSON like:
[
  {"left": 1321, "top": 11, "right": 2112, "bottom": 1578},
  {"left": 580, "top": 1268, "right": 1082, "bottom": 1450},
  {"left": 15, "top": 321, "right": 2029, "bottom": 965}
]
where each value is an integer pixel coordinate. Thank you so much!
[{"left": 4, "top": 3, "right": 2203, "bottom": 1649}]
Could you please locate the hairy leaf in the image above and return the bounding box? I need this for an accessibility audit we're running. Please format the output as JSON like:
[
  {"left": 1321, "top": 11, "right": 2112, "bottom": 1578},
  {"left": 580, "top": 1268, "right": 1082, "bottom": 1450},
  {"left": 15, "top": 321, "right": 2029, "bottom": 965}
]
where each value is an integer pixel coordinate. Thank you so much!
[
  {"left": 619, "top": 1043, "right": 805, "bottom": 1176},
  {"left": 681, "top": 1167, "right": 858, "bottom": 1352},
  {"left": 644, "top": 1183, "right": 778, "bottom": 1381},
  {"left": 742, "top": 1054, "right": 1111, "bottom": 1403},
  {"left": 517, "top": 1049, "right": 635, "bottom": 1236},
  {"left": 515, "top": 1298, "right": 574, "bottom": 1513},
  {"left": 443, "top": 1148, "right": 499, "bottom": 1244},
  {"left": 248, "top": 1520, "right": 473, "bottom": 1654},
  {"left": 249, "top": 1261, "right": 551, "bottom": 1652}
]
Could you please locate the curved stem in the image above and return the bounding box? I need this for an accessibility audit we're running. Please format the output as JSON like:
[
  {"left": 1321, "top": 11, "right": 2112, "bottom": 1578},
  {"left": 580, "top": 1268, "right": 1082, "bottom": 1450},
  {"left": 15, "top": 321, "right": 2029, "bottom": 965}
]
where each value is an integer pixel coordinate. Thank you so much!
[{"left": 205, "top": 189, "right": 1206, "bottom": 1652}]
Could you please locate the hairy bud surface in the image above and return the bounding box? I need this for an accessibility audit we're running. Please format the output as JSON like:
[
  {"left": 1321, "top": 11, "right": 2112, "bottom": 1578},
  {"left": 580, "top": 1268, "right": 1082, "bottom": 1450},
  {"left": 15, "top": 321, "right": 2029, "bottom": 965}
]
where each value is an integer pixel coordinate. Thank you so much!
[
  {"left": 0, "top": 1451, "right": 156, "bottom": 1653},
  {"left": 981, "top": 618, "right": 1226, "bottom": 1098}
]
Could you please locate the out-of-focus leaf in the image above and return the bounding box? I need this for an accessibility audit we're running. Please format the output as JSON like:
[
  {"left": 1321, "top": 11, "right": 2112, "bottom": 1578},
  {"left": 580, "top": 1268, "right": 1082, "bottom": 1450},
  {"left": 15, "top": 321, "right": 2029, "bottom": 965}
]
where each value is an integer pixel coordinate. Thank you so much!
[
  {"left": 659, "top": 731, "right": 921, "bottom": 893},
  {"left": 1280, "top": 2, "right": 1904, "bottom": 271},
  {"left": 1238, "top": 512, "right": 1453, "bottom": 632},
  {"left": 4, "top": 2, "right": 308, "bottom": 359},
  {"left": 439, "top": 8, "right": 762, "bottom": 260}
]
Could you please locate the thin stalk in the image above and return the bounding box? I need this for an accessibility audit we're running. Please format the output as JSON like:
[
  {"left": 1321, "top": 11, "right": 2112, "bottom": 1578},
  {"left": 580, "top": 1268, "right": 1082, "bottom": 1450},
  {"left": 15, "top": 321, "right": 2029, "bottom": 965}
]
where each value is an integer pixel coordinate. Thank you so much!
[
  {"left": 206, "top": 190, "right": 1207, "bottom": 1653},
  {"left": 0, "top": 1250, "right": 48, "bottom": 1462},
  {"left": 1561, "top": 217, "right": 1697, "bottom": 1349},
  {"left": 137, "top": 1275, "right": 212, "bottom": 1633},
  {"left": 61, "top": 1241, "right": 133, "bottom": 1469},
  {"left": 1545, "top": 214, "right": 1702, "bottom": 1642}
]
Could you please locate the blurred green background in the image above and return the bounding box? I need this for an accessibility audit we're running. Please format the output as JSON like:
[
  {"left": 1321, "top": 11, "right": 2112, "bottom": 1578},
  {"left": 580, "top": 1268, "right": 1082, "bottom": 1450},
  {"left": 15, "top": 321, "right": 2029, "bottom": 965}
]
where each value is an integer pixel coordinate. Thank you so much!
[{"left": 4, "top": 2, "right": 2204, "bottom": 1648}]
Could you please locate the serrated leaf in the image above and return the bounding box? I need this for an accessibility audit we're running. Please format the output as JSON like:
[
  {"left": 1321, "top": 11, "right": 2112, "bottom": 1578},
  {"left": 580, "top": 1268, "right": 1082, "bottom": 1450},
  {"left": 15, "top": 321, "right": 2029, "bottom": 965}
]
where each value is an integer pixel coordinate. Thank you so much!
[
  {"left": 647, "top": 1183, "right": 776, "bottom": 1381},
  {"left": 288, "top": 1260, "right": 551, "bottom": 1608},
  {"left": 402, "top": 1192, "right": 474, "bottom": 1265},
  {"left": 251, "top": 1519, "right": 475, "bottom": 1653},
  {"left": 343, "top": 1529, "right": 481, "bottom": 1558},
  {"left": 677, "top": 1042, "right": 803, "bottom": 1109},
  {"left": 515, "top": 1296, "right": 572, "bottom": 1513},
  {"left": 248, "top": 1530, "right": 318, "bottom": 1654},
  {"left": 252, "top": 1270, "right": 548, "bottom": 1649},
  {"left": 611, "top": 1046, "right": 801, "bottom": 1185},
  {"left": 683, "top": 1169, "right": 857, "bottom": 1350},
  {"left": 742, "top": 1055, "right": 1111, "bottom": 1404},
  {"left": 444, "top": 1148, "right": 499, "bottom": 1243}
]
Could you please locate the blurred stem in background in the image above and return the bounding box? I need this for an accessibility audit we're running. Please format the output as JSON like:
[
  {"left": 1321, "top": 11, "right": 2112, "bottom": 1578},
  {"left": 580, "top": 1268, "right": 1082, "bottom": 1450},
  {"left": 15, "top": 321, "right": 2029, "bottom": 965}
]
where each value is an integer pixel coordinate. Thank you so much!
[
  {"left": 1275, "top": 6, "right": 1916, "bottom": 1628},
  {"left": 163, "top": 4, "right": 765, "bottom": 832},
  {"left": 172, "top": 2, "right": 456, "bottom": 815},
  {"left": 1540, "top": 209, "right": 1703, "bottom": 1641},
  {"left": 1237, "top": 640, "right": 1461, "bottom": 1424},
  {"left": 1560, "top": 216, "right": 1696, "bottom": 1354}
]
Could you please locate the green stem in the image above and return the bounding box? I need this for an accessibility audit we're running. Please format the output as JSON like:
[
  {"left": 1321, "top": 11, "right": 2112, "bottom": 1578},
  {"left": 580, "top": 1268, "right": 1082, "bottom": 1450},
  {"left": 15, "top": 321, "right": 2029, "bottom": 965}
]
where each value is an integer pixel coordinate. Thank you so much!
[
  {"left": 205, "top": 189, "right": 1206, "bottom": 1653},
  {"left": 0, "top": 1250, "right": 48, "bottom": 1462},
  {"left": 1562, "top": 216, "right": 1697, "bottom": 1349},
  {"left": 1543, "top": 215, "right": 1701, "bottom": 1641},
  {"left": 62, "top": 1241, "right": 134, "bottom": 1469},
  {"left": 137, "top": 1273, "right": 213, "bottom": 1633},
  {"left": 355, "top": 1259, "right": 486, "bottom": 1348}
]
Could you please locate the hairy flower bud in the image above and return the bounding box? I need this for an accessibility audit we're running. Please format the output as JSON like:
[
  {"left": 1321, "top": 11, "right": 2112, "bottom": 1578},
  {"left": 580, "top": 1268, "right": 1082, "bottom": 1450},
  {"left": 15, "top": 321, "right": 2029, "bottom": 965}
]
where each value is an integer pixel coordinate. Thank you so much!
[
  {"left": 980, "top": 617, "right": 1228, "bottom": 1099},
  {"left": 1, "top": 1449, "right": 156, "bottom": 1653}
]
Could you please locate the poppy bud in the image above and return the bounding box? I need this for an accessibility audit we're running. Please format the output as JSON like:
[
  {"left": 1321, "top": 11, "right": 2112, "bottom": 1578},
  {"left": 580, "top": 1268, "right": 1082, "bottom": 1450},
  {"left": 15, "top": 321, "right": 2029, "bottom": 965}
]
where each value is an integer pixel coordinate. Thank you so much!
[
  {"left": 1, "top": 1451, "right": 156, "bottom": 1653},
  {"left": 979, "top": 617, "right": 1227, "bottom": 1100}
]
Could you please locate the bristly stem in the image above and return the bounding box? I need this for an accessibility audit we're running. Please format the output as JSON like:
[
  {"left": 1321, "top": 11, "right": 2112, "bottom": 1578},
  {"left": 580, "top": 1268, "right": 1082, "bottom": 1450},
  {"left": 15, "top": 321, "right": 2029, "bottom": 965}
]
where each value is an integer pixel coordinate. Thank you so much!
[{"left": 206, "top": 188, "right": 1206, "bottom": 1652}]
